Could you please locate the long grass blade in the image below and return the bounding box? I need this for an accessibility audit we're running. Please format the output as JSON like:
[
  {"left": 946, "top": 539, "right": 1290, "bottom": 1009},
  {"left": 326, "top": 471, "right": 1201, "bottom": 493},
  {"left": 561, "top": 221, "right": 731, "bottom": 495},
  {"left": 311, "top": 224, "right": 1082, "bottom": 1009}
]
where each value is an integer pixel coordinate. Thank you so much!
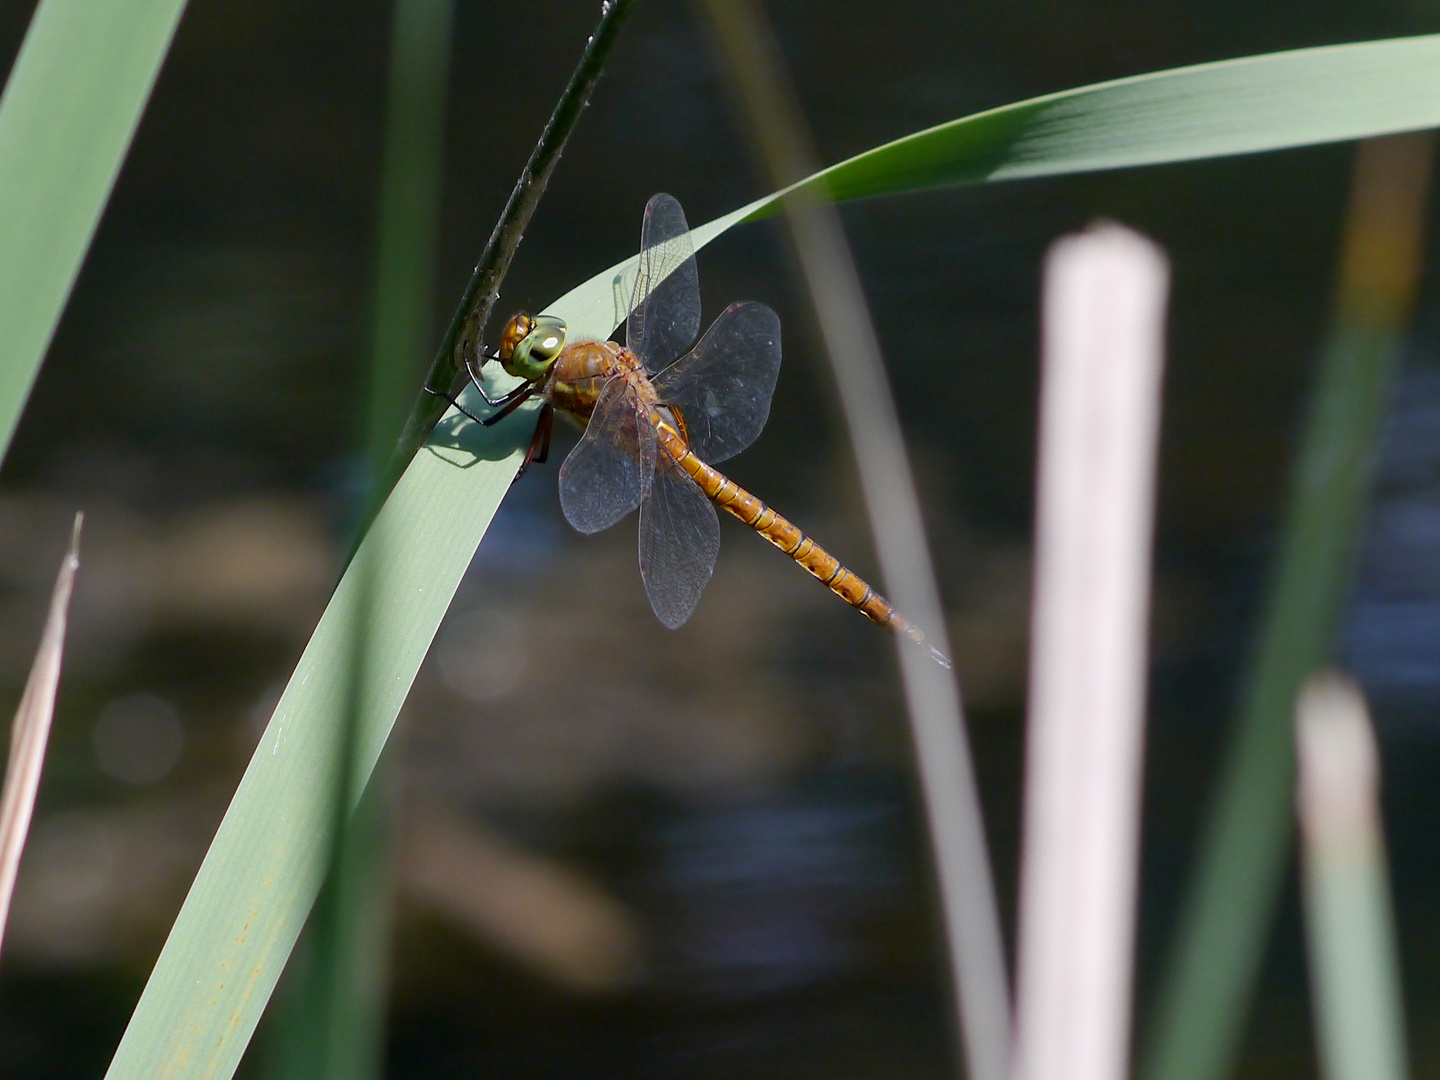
[
  {"left": 0, "top": 514, "right": 82, "bottom": 957},
  {"left": 1139, "top": 131, "right": 1434, "bottom": 1080},
  {"left": 110, "top": 34, "right": 1440, "bottom": 1080},
  {"left": 1295, "top": 672, "right": 1408, "bottom": 1080},
  {"left": 766, "top": 34, "right": 1440, "bottom": 209},
  {"left": 269, "top": 0, "right": 455, "bottom": 1077},
  {"left": 0, "top": 0, "right": 188, "bottom": 465},
  {"left": 697, "top": 3, "right": 1008, "bottom": 1078},
  {"left": 1012, "top": 228, "right": 1168, "bottom": 1080}
]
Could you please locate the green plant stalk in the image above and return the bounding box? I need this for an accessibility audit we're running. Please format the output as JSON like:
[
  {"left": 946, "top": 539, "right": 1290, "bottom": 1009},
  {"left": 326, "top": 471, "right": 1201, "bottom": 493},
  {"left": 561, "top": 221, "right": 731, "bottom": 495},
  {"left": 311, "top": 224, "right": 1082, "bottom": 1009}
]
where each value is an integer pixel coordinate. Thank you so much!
[
  {"left": 1296, "top": 673, "right": 1408, "bottom": 1080},
  {"left": 366, "top": 0, "right": 458, "bottom": 484},
  {"left": 0, "top": 0, "right": 188, "bottom": 467},
  {"left": 276, "top": 0, "right": 455, "bottom": 1077},
  {"left": 107, "top": 37, "right": 1440, "bottom": 1080},
  {"left": 390, "top": 0, "right": 639, "bottom": 486},
  {"left": 1139, "top": 325, "right": 1400, "bottom": 1080},
  {"left": 1140, "top": 132, "right": 1434, "bottom": 1080},
  {"left": 1306, "top": 860, "right": 1409, "bottom": 1080},
  {"left": 307, "top": 574, "right": 393, "bottom": 1080},
  {"left": 279, "top": 519, "right": 389, "bottom": 1080},
  {"left": 269, "top": 643, "right": 395, "bottom": 1080}
]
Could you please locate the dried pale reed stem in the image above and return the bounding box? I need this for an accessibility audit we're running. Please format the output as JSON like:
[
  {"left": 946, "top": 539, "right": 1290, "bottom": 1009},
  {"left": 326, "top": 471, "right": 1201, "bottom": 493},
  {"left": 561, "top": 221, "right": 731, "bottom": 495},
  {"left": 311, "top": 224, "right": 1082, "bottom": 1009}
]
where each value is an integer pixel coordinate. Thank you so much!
[
  {"left": 0, "top": 512, "right": 82, "bottom": 957},
  {"left": 696, "top": 3, "right": 1010, "bottom": 1077},
  {"left": 1295, "top": 672, "right": 1407, "bottom": 1080},
  {"left": 1012, "top": 227, "right": 1168, "bottom": 1080}
]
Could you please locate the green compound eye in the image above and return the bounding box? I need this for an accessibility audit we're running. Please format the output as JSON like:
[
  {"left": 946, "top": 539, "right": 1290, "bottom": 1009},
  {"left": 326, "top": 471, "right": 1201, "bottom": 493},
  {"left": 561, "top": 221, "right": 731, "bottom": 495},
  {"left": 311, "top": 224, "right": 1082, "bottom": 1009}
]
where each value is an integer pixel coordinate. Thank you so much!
[{"left": 506, "top": 315, "right": 568, "bottom": 380}]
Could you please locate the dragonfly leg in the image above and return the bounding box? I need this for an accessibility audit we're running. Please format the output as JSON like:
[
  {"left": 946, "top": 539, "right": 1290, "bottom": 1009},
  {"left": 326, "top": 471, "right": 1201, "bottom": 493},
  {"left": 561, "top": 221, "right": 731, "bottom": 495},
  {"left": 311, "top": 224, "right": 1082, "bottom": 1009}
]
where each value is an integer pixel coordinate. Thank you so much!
[
  {"left": 513, "top": 404, "right": 554, "bottom": 482},
  {"left": 533, "top": 404, "right": 554, "bottom": 464},
  {"left": 425, "top": 367, "right": 536, "bottom": 427},
  {"left": 479, "top": 382, "right": 538, "bottom": 426},
  {"left": 422, "top": 385, "right": 486, "bottom": 425},
  {"left": 464, "top": 355, "right": 521, "bottom": 408}
]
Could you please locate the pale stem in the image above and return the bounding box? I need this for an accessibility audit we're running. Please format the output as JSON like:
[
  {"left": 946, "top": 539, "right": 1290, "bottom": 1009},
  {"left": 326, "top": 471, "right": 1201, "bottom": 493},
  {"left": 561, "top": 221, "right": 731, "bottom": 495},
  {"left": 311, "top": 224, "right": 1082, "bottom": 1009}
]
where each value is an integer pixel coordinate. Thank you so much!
[
  {"left": 0, "top": 512, "right": 82, "bottom": 958},
  {"left": 1012, "top": 227, "right": 1168, "bottom": 1080},
  {"left": 696, "top": 3, "right": 1011, "bottom": 1078},
  {"left": 1295, "top": 671, "right": 1408, "bottom": 1080}
]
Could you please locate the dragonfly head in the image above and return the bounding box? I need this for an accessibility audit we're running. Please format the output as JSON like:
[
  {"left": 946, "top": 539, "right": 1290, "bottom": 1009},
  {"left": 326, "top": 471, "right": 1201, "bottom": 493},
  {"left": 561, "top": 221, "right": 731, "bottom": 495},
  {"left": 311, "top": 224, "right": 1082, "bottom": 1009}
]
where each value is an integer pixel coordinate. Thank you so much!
[{"left": 499, "top": 313, "right": 568, "bottom": 381}]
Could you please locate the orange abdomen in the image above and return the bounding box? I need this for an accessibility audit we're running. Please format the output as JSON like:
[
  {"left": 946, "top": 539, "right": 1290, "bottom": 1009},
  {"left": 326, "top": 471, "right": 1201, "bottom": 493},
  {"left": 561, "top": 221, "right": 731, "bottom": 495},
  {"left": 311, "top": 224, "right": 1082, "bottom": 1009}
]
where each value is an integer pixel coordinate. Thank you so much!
[{"left": 650, "top": 419, "right": 931, "bottom": 642}]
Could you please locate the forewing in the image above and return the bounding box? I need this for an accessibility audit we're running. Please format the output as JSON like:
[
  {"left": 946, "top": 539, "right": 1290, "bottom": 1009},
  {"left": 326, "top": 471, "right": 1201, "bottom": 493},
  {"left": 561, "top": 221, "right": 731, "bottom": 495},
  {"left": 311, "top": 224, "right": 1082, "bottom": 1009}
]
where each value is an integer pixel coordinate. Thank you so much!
[
  {"left": 629, "top": 193, "right": 700, "bottom": 374},
  {"left": 558, "top": 377, "right": 656, "bottom": 534},
  {"left": 639, "top": 455, "right": 720, "bottom": 629},
  {"left": 652, "top": 301, "right": 782, "bottom": 464}
]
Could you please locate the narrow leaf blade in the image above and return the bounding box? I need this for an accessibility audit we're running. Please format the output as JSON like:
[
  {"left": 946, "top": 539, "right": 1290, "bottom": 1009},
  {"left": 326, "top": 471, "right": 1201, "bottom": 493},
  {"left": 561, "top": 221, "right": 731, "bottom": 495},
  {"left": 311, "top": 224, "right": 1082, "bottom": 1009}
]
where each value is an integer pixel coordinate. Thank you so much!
[
  {"left": 0, "top": 0, "right": 189, "bottom": 464},
  {"left": 780, "top": 34, "right": 1440, "bottom": 208}
]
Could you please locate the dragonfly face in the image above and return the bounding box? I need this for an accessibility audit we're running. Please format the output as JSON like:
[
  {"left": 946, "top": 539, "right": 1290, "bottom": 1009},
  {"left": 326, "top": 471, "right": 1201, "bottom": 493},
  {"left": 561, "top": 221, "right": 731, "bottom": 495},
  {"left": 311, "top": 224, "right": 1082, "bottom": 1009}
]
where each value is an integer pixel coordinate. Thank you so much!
[{"left": 499, "top": 313, "right": 568, "bottom": 381}]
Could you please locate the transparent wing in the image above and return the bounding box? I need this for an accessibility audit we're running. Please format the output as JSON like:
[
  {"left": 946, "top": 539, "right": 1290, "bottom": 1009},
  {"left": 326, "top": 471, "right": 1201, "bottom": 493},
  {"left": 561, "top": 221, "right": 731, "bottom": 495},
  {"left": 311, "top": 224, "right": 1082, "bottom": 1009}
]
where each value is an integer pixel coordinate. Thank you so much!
[
  {"left": 628, "top": 193, "right": 701, "bottom": 375},
  {"left": 652, "top": 301, "right": 782, "bottom": 464},
  {"left": 639, "top": 454, "right": 721, "bottom": 629},
  {"left": 558, "top": 377, "right": 656, "bottom": 534}
]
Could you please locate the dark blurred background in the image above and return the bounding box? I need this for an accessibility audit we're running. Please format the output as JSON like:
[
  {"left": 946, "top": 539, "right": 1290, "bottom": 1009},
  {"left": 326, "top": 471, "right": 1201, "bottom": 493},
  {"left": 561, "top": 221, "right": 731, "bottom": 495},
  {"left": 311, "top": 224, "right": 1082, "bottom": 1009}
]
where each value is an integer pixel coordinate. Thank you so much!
[{"left": 0, "top": 0, "right": 1439, "bottom": 1077}]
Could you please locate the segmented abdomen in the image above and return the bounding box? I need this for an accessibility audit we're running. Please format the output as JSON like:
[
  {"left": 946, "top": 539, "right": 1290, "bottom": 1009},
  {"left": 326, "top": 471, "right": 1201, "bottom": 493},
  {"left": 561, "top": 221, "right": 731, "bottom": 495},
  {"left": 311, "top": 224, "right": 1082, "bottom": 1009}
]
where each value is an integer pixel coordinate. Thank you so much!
[{"left": 654, "top": 424, "right": 930, "bottom": 642}]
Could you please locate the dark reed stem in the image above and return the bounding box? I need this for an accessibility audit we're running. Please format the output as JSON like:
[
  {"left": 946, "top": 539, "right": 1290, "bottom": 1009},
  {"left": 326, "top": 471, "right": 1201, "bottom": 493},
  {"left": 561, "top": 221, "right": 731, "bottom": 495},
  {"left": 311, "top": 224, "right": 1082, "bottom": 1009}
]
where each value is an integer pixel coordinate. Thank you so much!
[{"left": 389, "top": 0, "right": 640, "bottom": 486}]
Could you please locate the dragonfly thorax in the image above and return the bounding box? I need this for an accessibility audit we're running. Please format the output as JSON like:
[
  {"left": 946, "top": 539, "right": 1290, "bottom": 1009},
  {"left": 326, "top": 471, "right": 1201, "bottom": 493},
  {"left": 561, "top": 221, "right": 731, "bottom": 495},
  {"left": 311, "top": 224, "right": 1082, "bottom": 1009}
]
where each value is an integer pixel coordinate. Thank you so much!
[{"left": 499, "top": 313, "right": 568, "bottom": 381}]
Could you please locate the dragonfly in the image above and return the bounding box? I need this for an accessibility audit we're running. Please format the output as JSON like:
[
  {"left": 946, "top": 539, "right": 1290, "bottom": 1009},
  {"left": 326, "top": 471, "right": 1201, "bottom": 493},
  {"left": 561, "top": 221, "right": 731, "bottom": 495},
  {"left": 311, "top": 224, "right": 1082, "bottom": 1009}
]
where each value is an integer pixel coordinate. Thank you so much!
[{"left": 440, "top": 193, "right": 949, "bottom": 667}]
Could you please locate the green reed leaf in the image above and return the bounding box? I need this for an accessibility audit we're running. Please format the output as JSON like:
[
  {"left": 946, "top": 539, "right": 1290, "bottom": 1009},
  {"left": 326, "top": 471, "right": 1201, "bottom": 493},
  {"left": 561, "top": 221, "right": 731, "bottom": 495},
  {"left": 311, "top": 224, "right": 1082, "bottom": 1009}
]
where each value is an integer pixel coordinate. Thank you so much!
[
  {"left": 0, "top": 0, "right": 188, "bottom": 465},
  {"left": 772, "top": 33, "right": 1440, "bottom": 207},
  {"left": 106, "top": 32, "right": 1440, "bottom": 1080}
]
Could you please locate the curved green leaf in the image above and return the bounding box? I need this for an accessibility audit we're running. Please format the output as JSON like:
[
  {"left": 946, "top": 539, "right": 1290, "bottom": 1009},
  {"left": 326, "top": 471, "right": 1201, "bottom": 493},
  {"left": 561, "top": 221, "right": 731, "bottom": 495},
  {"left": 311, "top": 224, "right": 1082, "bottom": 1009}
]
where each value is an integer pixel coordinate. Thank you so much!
[
  {"left": 107, "top": 32, "right": 1440, "bottom": 1080},
  {"left": 0, "top": 0, "right": 189, "bottom": 464},
  {"left": 781, "top": 32, "right": 1440, "bottom": 206}
]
